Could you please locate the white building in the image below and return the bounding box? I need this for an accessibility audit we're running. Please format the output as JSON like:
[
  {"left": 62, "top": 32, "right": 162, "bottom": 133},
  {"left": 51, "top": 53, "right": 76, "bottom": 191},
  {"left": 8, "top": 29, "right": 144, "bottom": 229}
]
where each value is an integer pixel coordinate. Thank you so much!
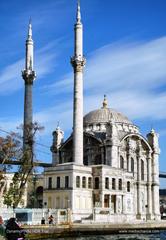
[
  {"left": 43, "top": 1, "right": 160, "bottom": 222},
  {"left": 0, "top": 1, "right": 160, "bottom": 223}
]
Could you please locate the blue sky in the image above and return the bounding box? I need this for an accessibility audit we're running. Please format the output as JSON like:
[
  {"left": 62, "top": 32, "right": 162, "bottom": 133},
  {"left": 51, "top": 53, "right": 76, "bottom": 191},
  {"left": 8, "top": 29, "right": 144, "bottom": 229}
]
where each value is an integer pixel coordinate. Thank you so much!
[{"left": 0, "top": 0, "right": 166, "bottom": 185}]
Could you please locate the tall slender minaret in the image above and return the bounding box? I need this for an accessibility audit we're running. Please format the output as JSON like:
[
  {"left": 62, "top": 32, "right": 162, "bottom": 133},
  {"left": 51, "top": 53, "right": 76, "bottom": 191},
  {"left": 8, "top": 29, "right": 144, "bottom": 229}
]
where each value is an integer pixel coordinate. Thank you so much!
[
  {"left": 71, "top": 0, "right": 86, "bottom": 165},
  {"left": 22, "top": 20, "right": 36, "bottom": 152}
]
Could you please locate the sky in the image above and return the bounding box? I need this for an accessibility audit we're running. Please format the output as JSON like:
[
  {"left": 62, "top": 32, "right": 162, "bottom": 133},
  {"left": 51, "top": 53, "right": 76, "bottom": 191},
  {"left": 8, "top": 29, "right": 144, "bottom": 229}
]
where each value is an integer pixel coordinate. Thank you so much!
[{"left": 0, "top": 0, "right": 166, "bottom": 186}]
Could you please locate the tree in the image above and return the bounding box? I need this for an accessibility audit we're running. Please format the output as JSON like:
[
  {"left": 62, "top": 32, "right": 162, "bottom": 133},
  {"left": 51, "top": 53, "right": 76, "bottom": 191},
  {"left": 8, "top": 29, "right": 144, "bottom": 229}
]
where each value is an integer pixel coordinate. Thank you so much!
[{"left": 1, "top": 122, "right": 44, "bottom": 208}]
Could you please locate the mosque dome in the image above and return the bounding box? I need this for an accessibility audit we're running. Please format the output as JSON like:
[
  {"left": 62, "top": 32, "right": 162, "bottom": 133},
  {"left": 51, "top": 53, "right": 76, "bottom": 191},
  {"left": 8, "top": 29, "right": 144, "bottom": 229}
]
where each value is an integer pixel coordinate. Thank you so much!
[{"left": 84, "top": 95, "right": 132, "bottom": 125}]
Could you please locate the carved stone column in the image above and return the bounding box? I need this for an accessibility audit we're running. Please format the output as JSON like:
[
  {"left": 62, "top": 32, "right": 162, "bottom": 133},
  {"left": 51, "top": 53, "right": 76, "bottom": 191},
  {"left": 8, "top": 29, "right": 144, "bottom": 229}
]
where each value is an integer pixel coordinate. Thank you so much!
[
  {"left": 136, "top": 139, "right": 142, "bottom": 219},
  {"left": 146, "top": 151, "right": 152, "bottom": 220},
  {"left": 147, "top": 129, "right": 160, "bottom": 220}
]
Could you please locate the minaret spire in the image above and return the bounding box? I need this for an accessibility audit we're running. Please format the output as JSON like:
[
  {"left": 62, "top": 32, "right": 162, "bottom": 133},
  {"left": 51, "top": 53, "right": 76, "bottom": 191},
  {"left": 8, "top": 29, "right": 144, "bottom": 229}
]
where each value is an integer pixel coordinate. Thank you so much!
[
  {"left": 76, "top": 0, "right": 81, "bottom": 23},
  {"left": 28, "top": 18, "right": 32, "bottom": 40},
  {"left": 22, "top": 21, "right": 36, "bottom": 154},
  {"left": 71, "top": 0, "right": 86, "bottom": 165}
]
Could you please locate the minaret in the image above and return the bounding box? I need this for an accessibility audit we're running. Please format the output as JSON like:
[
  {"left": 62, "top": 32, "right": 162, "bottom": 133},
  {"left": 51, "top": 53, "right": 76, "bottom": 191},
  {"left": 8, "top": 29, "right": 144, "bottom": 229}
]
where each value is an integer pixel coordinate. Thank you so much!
[
  {"left": 71, "top": 0, "right": 86, "bottom": 165},
  {"left": 22, "top": 20, "right": 36, "bottom": 152}
]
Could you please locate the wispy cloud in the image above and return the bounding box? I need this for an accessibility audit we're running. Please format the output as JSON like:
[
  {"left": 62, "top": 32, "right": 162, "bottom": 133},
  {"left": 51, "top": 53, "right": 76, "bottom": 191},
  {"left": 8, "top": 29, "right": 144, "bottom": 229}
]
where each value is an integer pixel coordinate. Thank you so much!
[
  {"left": 0, "top": 41, "right": 59, "bottom": 95},
  {"left": 43, "top": 36, "right": 166, "bottom": 122},
  {"left": 2, "top": 36, "right": 166, "bottom": 138}
]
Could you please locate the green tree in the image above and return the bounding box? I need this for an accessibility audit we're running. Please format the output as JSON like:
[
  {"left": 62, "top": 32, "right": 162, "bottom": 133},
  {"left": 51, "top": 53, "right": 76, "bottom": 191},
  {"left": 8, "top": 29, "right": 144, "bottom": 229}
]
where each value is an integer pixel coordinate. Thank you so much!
[{"left": 1, "top": 122, "right": 44, "bottom": 208}]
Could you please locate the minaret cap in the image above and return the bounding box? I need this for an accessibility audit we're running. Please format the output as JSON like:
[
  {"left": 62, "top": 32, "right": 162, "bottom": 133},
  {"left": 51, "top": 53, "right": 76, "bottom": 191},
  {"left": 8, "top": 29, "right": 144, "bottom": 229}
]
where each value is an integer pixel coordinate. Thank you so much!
[
  {"left": 76, "top": 0, "right": 81, "bottom": 23},
  {"left": 27, "top": 18, "right": 32, "bottom": 40},
  {"left": 102, "top": 95, "right": 108, "bottom": 109}
]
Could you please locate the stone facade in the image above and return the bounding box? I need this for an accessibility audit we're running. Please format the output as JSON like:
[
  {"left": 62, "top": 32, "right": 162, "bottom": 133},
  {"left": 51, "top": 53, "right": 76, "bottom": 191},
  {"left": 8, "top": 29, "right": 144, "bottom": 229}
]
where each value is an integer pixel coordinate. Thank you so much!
[
  {"left": 1, "top": 1, "right": 160, "bottom": 224},
  {"left": 44, "top": 101, "right": 160, "bottom": 222},
  {"left": 43, "top": 1, "right": 160, "bottom": 223}
]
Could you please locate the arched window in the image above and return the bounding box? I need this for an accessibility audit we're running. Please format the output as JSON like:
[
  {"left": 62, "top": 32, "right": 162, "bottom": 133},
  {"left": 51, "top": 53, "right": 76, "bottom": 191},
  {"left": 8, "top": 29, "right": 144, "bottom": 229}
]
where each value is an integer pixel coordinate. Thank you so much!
[
  {"left": 65, "top": 176, "right": 69, "bottom": 188},
  {"left": 141, "top": 160, "right": 144, "bottom": 180},
  {"left": 127, "top": 181, "right": 130, "bottom": 192},
  {"left": 95, "top": 177, "right": 99, "bottom": 189},
  {"left": 57, "top": 177, "right": 60, "bottom": 188},
  {"left": 105, "top": 177, "right": 109, "bottom": 189},
  {"left": 127, "top": 158, "right": 129, "bottom": 171},
  {"left": 82, "top": 177, "right": 86, "bottom": 188},
  {"left": 120, "top": 156, "right": 124, "bottom": 169},
  {"left": 48, "top": 177, "right": 52, "bottom": 189},
  {"left": 131, "top": 158, "right": 134, "bottom": 173},
  {"left": 76, "top": 176, "right": 80, "bottom": 188},
  {"left": 112, "top": 178, "right": 116, "bottom": 190},
  {"left": 118, "top": 179, "right": 122, "bottom": 190},
  {"left": 88, "top": 177, "right": 92, "bottom": 188}
]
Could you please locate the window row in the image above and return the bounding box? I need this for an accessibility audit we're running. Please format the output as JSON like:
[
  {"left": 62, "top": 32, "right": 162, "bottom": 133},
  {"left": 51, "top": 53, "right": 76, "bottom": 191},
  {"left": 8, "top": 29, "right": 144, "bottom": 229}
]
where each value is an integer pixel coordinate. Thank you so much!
[
  {"left": 105, "top": 178, "right": 130, "bottom": 192},
  {"left": 120, "top": 156, "right": 135, "bottom": 172},
  {"left": 120, "top": 156, "right": 145, "bottom": 180},
  {"left": 48, "top": 176, "right": 69, "bottom": 189},
  {"left": 105, "top": 177, "right": 122, "bottom": 190},
  {"left": 75, "top": 176, "right": 131, "bottom": 192},
  {"left": 76, "top": 176, "right": 92, "bottom": 188}
]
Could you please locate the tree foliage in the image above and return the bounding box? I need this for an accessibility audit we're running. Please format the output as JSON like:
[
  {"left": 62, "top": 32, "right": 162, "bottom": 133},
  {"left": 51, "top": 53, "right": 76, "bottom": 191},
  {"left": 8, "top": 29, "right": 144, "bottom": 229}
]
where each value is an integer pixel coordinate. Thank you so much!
[{"left": 0, "top": 122, "right": 44, "bottom": 208}]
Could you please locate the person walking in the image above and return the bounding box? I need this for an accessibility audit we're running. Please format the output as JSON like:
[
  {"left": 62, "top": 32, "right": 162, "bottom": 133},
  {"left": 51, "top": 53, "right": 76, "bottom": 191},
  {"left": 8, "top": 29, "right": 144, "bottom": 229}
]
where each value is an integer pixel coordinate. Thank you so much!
[{"left": 48, "top": 215, "right": 54, "bottom": 225}]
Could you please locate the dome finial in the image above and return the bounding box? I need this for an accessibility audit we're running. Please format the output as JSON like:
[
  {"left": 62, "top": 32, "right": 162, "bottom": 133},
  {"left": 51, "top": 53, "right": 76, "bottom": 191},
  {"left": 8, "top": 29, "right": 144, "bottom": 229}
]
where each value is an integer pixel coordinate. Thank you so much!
[{"left": 102, "top": 94, "right": 108, "bottom": 109}]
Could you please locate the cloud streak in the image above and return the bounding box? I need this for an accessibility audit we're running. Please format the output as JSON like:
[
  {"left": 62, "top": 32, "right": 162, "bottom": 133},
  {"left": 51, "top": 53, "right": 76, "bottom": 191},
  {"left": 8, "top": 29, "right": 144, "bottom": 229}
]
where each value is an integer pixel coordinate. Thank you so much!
[
  {"left": 43, "top": 36, "right": 166, "bottom": 122},
  {"left": 0, "top": 41, "right": 59, "bottom": 95}
]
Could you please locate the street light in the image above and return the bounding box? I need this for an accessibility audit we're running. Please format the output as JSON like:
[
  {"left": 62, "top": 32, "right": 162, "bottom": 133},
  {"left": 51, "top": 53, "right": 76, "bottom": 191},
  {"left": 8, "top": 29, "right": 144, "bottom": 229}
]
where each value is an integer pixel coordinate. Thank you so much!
[{"left": 32, "top": 175, "right": 37, "bottom": 208}]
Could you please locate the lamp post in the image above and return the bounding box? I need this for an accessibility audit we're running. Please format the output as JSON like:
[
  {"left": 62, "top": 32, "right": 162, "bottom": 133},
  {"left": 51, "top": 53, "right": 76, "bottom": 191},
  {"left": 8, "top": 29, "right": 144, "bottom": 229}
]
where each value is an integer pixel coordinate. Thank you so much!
[
  {"left": 13, "top": 193, "right": 16, "bottom": 218},
  {"left": 32, "top": 174, "right": 37, "bottom": 208},
  {"left": 67, "top": 199, "right": 71, "bottom": 225},
  {"left": 145, "top": 204, "right": 148, "bottom": 222}
]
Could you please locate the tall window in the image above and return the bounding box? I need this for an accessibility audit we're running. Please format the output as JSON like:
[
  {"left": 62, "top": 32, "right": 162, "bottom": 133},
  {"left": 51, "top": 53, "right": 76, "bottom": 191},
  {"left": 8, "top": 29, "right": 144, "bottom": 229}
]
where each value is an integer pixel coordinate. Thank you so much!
[
  {"left": 65, "top": 176, "right": 69, "bottom": 188},
  {"left": 94, "top": 177, "right": 99, "bottom": 189},
  {"left": 127, "top": 158, "right": 129, "bottom": 171},
  {"left": 141, "top": 160, "right": 144, "bottom": 180},
  {"left": 82, "top": 177, "right": 86, "bottom": 188},
  {"left": 118, "top": 179, "right": 122, "bottom": 190},
  {"left": 131, "top": 158, "right": 134, "bottom": 173},
  {"left": 105, "top": 177, "right": 109, "bottom": 189},
  {"left": 57, "top": 176, "right": 60, "bottom": 188},
  {"left": 76, "top": 176, "right": 80, "bottom": 188},
  {"left": 88, "top": 177, "right": 92, "bottom": 188},
  {"left": 112, "top": 178, "right": 116, "bottom": 190},
  {"left": 120, "top": 156, "right": 124, "bottom": 169},
  {"left": 127, "top": 181, "right": 130, "bottom": 192},
  {"left": 48, "top": 177, "right": 52, "bottom": 189}
]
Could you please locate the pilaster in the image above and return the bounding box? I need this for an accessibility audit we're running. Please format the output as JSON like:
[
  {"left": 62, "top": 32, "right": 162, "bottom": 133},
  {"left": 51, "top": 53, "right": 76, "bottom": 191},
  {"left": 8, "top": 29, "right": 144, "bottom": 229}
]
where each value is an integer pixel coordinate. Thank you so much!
[
  {"left": 146, "top": 151, "right": 152, "bottom": 220},
  {"left": 136, "top": 139, "right": 142, "bottom": 219}
]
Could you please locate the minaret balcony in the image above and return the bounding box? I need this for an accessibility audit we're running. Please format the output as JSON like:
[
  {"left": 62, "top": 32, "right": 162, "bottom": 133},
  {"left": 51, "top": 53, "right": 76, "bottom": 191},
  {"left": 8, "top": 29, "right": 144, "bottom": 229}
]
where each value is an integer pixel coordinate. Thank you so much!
[
  {"left": 22, "top": 69, "right": 36, "bottom": 84},
  {"left": 70, "top": 55, "right": 86, "bottom": 70}
]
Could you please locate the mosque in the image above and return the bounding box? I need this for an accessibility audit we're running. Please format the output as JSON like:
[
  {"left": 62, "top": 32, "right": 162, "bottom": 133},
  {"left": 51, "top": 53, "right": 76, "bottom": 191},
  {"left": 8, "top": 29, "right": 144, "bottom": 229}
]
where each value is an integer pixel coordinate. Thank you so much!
[{"left": 0, "top": 1, "right": 160, "bottom": 223}]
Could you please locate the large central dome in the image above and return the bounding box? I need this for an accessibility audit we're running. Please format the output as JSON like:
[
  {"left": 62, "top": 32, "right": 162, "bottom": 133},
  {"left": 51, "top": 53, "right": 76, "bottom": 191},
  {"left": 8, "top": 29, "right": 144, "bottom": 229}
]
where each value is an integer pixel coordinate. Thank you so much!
[
  {"left": 84, "top": 96, "right": 132, "bottom": 125},
  {"left": 84, "top": 108, "right": 132, "bottom": 125}
]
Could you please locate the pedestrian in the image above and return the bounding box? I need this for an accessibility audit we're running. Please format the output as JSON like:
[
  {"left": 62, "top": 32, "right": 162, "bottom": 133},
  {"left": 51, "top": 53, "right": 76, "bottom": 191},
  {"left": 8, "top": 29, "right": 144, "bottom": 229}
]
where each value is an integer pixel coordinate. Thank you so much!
[
  {"left": 48, "top": 215, "right": 54, "bottom": 224},
  {"left": 41, "top": 217, "right": 45, "bottom": 225}
]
